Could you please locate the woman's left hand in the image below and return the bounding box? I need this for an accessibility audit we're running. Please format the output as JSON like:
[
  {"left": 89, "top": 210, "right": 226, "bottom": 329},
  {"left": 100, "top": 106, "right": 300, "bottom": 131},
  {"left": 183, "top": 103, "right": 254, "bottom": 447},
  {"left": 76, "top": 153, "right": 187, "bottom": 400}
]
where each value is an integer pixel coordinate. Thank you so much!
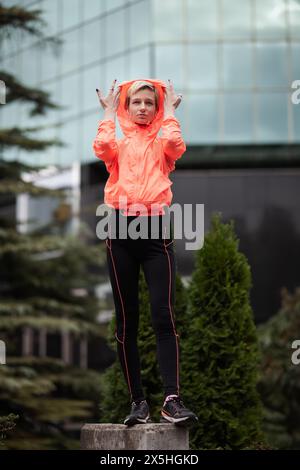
[{"left": 164, "top": 79, "right": 183, "bottom": 112}]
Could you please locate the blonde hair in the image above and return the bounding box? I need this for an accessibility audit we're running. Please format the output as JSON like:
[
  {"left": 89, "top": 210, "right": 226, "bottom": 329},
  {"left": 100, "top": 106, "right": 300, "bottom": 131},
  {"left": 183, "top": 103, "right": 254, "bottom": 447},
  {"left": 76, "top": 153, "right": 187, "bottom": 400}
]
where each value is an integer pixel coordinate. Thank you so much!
[{"left": 125, "top": 81, "right": 159, "bottom": 110}]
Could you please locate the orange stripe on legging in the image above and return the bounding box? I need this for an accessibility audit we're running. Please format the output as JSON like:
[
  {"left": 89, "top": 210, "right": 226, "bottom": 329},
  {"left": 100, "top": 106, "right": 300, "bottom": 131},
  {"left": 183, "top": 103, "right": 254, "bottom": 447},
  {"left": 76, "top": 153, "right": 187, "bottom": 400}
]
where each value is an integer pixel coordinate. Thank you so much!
[
  {"left": 163, "top": 226, "right": 180, "bottom": 396},
  {"left": 106, "top": 234, "right": 133, "bottom": 400}
]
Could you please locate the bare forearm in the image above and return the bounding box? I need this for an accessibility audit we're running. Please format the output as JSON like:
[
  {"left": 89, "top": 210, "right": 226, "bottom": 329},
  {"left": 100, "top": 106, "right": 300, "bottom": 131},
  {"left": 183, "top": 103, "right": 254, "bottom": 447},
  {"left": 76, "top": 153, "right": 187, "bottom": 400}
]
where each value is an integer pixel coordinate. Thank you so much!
[
  {"left": 103, "top": 108, "right": 116, "bottom": 121},
  {"left": 163, "top": 106, "right": 175, "bottom": 120}
]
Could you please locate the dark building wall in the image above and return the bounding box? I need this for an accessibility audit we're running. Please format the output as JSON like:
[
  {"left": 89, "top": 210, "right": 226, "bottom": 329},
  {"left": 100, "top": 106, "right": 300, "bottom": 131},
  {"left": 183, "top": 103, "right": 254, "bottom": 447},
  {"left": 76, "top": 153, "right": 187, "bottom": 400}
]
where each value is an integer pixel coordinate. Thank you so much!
[
  {"left": 82, "top": 160, "right": 300, "bottom": 324},
  {"left": 171, "top": 168, "right": 300, "bottom": 324}
]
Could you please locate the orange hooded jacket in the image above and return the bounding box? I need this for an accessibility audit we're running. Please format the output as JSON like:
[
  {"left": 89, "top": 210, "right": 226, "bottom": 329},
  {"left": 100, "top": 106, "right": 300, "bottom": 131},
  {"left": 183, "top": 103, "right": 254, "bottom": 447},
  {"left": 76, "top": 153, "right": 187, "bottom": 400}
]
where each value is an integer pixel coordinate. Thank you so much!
[{"left": 92, "top": 78, "right": 186, "bottom": 216}]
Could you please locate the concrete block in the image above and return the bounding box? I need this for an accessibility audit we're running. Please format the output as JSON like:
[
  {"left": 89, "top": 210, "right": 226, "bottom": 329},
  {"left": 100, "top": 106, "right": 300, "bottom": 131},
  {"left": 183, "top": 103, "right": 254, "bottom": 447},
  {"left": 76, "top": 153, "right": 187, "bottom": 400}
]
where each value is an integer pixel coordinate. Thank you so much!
[{"left": 80, "top": 423, "right": 189, "bottom": 450}]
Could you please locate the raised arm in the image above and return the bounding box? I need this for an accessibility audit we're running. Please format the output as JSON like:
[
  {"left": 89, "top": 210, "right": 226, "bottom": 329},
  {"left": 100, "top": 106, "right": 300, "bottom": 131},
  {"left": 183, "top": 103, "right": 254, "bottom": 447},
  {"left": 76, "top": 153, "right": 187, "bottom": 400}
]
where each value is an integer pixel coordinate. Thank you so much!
[
  {"left": 92, "top": 80, "right": 120, "bottom": 170},
  {"left": 161, "top": 79, "right": 186, "bottom": 166}
]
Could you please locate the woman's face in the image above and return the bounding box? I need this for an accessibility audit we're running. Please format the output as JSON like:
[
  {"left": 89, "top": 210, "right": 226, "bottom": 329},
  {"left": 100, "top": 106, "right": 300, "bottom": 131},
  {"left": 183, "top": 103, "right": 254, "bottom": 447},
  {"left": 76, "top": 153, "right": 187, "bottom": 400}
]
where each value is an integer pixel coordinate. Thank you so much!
[{"left": 127, "top": 88, "right": 157, "bottom": 125}]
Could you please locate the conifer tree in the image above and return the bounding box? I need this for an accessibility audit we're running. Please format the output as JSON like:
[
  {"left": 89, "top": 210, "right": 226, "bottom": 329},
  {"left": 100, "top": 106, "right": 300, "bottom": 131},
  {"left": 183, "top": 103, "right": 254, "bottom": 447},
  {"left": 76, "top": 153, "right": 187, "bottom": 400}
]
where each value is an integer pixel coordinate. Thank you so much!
[
  {"left": 0, "top": 2, "right": 110, "bottom": 449},
  {"left": 257, "top": 287, "right": 300, "bottom": 450},
  {"left": 181, "top": 212, "right": 264, "bottom": 449}
]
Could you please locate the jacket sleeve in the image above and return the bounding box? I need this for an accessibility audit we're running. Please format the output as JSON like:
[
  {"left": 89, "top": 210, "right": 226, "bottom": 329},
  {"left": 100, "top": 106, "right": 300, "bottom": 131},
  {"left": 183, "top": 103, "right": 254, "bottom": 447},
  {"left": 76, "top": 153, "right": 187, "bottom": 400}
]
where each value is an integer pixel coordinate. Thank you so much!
[
  {"left": 160, "top": 116, "right": 186, "bottom": 172},
  {"left": 92, "top": 119, "right": 119, "bottom": 172}
]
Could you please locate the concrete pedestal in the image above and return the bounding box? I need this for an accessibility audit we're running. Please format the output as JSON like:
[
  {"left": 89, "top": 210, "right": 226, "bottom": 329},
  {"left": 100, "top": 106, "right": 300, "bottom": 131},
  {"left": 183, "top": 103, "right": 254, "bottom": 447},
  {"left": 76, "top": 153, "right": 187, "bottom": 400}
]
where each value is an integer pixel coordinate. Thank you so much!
[{"left": 80, "top": 423, "right": 189, "bottom": 450}]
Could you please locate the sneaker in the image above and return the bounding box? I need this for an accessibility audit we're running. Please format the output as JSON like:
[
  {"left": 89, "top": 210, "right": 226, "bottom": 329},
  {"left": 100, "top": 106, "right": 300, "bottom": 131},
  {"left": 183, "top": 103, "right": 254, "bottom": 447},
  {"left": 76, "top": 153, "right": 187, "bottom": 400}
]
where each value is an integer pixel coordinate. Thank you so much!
[
  {"left": 124, "top": 400, "right": 151, "bottom": 426},
  {"left": 160, "top": 396, "right": 198, "bottom": 427}
]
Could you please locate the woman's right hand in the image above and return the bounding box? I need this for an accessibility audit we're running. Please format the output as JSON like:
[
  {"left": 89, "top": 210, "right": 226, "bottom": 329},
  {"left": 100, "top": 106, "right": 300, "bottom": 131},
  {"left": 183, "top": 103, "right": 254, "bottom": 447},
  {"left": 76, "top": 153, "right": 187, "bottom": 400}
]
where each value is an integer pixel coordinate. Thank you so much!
[{"left": 96, "top": 79, "right": 121, "bottom": 114}]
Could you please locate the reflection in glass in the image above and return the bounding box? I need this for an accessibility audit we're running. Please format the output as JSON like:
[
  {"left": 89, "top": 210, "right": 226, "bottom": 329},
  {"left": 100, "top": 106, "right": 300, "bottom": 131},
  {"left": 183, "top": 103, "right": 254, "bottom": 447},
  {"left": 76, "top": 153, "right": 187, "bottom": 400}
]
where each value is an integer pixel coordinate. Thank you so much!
[
  {"left": 223, "top": 44, "right": 253, "bottom": 89},
  {"left": 188, "top": 44, "right": 218, "bottom": 90},
  {"left": 187, "top": 93, "right": 219, "bottom": 144},
  {"left": 222, "top": 0, "right": 252, "bottom": 38},
  {"left": 256, "top": 92, "right": 288, "bottom": 142},
  {"left": 187, "top": 0, "right": 218, "bottom": 39},
  {"left": 223, "top": 93, "right": 253, "bottom": 143},
  {"left": 256, "top": 43, "right": 288, "bottom": 87},
  {"left": 255, "top": 0, "right": 287, "bottom": 37}
]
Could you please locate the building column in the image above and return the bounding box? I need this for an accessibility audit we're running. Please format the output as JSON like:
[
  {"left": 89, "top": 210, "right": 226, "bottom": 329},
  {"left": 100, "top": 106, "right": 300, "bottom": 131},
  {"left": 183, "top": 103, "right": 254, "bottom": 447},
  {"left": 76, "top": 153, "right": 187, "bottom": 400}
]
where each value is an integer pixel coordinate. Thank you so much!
[
  {"left": 79, "top": 336, "right": 88, "bottom": 369},
  {"left": 61, "top": 330, "right": 72, "bottom": 365},
  {"left": 22, "top": 326, "right": 33, "bottom": 356},
  {"left": 38, "top": 328, "right": 47, "bottom": 357}
]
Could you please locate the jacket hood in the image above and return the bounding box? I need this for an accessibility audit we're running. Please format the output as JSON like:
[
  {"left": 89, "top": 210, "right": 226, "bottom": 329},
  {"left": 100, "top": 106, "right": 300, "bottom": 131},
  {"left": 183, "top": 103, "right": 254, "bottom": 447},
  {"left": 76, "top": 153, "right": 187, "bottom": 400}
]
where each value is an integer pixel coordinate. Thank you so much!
[{"left": 116, "top": 78, "right": 167, "bottom": 139}]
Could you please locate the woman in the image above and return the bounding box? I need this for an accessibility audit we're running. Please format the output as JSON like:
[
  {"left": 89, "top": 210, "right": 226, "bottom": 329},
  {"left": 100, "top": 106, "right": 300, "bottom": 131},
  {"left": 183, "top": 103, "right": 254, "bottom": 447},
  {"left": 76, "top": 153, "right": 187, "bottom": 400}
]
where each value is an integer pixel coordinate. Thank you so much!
[{"left": 93, "top": 78, "right": 198, "bottom": 427}]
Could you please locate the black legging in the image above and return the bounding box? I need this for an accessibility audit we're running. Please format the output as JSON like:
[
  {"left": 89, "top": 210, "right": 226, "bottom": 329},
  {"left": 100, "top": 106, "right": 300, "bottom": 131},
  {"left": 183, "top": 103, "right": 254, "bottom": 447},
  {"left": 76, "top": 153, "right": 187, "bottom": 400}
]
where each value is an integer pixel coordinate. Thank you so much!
[{"left": 105, "top": 208, "right": 180, "bottom": 402}]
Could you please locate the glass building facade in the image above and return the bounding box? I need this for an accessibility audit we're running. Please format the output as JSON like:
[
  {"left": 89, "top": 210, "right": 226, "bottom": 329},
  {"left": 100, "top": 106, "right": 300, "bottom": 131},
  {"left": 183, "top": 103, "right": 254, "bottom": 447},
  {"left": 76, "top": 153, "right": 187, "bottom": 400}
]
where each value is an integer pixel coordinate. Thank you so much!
[{"left": 1, "top": 0, "right": 300, "bottom": 168}]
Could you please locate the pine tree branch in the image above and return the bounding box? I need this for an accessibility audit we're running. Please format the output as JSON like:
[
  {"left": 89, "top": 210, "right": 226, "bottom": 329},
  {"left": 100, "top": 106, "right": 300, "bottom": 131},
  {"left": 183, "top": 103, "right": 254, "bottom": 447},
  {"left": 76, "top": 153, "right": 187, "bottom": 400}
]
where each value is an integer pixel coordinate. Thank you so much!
[
  {"left": 0, "top": 3, "right": 46, "bottom": 39},
  {"left": 0, "top": 127, "right": 64, "bottom": 151},
  {"left": 0, "top": 71, "right": 62, "bottom": 116}
]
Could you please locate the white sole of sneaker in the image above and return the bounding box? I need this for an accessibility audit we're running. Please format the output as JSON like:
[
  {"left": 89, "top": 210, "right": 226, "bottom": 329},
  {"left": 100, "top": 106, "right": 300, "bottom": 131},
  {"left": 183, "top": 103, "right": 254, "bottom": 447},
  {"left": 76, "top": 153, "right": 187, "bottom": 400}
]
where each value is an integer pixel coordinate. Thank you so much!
[
  {"left": 160, "top": 412, "right": 198, "bottom": 427},
  {"left": 124, "top": 415, "right": 151, "bottom": 426}
]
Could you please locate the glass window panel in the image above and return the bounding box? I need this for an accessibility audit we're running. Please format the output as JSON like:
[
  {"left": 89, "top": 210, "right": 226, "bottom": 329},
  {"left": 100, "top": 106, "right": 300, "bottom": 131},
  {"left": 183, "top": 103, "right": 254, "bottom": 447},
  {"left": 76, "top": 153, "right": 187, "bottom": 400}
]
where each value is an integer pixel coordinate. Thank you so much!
[
  {"left": 129, "top": 0, "right": 151, "bottom": 48},
  {"left": 81, "top": 19, "right": 104, "bottom": 68},
  {"left": 61, "top": 0, "right": 80, "bottom": 31},
  {"left": 188, "top": 44, "right": 218, "bottom": 90},
  {"left": 153, "top": 0, "right": 184, "bottom": 41},
  {"left": 83, "top": 0, "right": 107, "bottom": 21},
  {"left": 106, "top": 0, "right": 125, "bottom": 11},
  {"left": 256, "top": 92, "right": 288, "bottom": 142},
  {"left": 83, "top": 112, "right": 100, "bottom": 165},
  {"left": 58, "top": 118, "right": 81, "bottom": 166},
  {"left": 127, "top": 47, "right": 150, "bottom": 81},
  {"left": 60, "top": 29, "right": 80, "bottom": 75},
  {"left": 293, "top": 99, "right": 300, "bottom": 142},
  {"left": 172, "top": 98, "right": 187, "bottom": 140},
  {"left": 1, "top": 55, "right": 17, "bottom": 76},
  {"left": 291, "top": 44, "right": 300, "bottom": 80},
  {"left": 1, "top": 101, "right": 19, "bottom": 128},
  {"left": 223, "top": 44, "right": 253, "bottom": 89},
  {"left": 155, "top": 45, "right": 184, "bottom": 90},
  {"left": 106, "top": 10, "right": 126, "bottom": 57},
  {"left": 187, "top": 0, "right": 218, "bottom": 40},
  {"left": 224, "top": 93, "right": 253, "bottom": 142},
  {"left": 40, "top": 40, "right": 60, "bottom": 82},
  {"left": 187, "top": 93, "right": 219, "bottom": 144},
  {"left": 20, "top": 46, "right": 39, "bottom": 86},
  {"left": 83, "top": 63, "right": 104, "bottom": 111},
  {"left": 41, "top": 81, "right": 60, "bottom": 124},
  {"left": 104, "top": 55, "right": 126, "bottom": 95},
  {"left": 222, "top": 0, "right": 252, "bottom": 38},
  {"left": 255, "top": 0, "right": 287, "bottom": 38},
  {"left": 59, "top": 73, "right": 81, "bottom": 118},
  {"left": 256, "top": 43, "right": 288, "bottom": 87},
  {"left": 40, "top": 0, "right": 59, "bottom": 36},
  {"left": 35, "top": 124, "right": 59, "bottom": 166},
  {"left": 288, "top": 0, "right": 300, "bottom": 38}
]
